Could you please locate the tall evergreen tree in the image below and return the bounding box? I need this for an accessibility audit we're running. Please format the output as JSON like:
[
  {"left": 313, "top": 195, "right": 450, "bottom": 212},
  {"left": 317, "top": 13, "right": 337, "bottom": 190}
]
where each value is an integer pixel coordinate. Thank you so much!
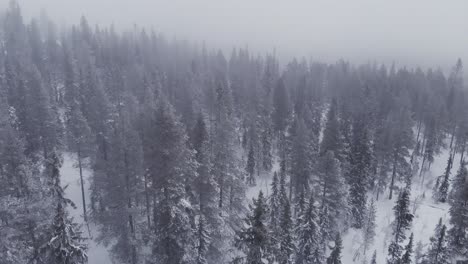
[
  {"left": 447, "top": 163, "right": 468, "bottom": 257},
  {"left": 234, "top": 191, "right": 271, "bottom": 264},
  {"left": 261, "top": 126, "right": 273, "bottom": 172},
  {"left": 387, "top": 188, "right": 414, "bottom": 264},
  {"left": 290, "top": 118, "right": 314, "bottom": 199},
  {"left": 326, "top": 233, "right": 343, "bottom": 264},
  {"left": 320, "top": 99, "right": 342, "bottom": 158},
  {"left": 191, "top": 114, "right": 224, "bottom": 263},
  {"left": 370, "top": 251, "right": 377, "bottom": 264},
  {"left": 277, "top": 197, "right": 294, "bottom": 264},
  {"left": 269, "top": 171, "right": 280, "bottom": 234},
  {"left": 348, "top": 114, "right": 372, "bottom": 228},
  {"left": 272, "top": 78, "right": 290, "bottom": 133},
  {"left": 295, "top": 196, "right": 322, "bottom": 264},
  {"left": 434, "top": 155, "right": 452, "bottom": 203},
  {"left": 401, "top": 233, "right": 414, "bottom": 264},
  {"left": 196, "top": 215, "right": 210, "bottom": 264},
  {"left": 40, "top": 151, "right": 88, "bottom": 264},
  {"left": 362, "top": 199, "right": 377, "bottom": 258},
  {"left": 318, "top": 151, "right": 347, "bottom": 240},
  {"left": 150, "top": 101, "right": 197, "bottom": 264},
  {"left": 424, "top": 219, "right": 450, "bottom": 264},
  {"left": 246, "top": 144, "right": 256, "bottom": 185}
]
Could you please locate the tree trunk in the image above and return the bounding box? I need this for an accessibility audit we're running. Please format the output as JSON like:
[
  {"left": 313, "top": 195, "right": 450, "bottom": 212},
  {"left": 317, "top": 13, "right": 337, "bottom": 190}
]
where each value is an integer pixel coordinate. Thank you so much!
[
  {"left": 144, "top": 169, "right": 151, "bottom": 229},
  {"left": 460, "top": 141, "right": 466, "bottom": 164},
  {"left": 411, "top": 120, "right": 423, "bottom": 163},
  {"left": 77, "top": 146, "right": 87, "bottom": 222},
  {"left": 389, "top": 159, "right": 397, "bottom": 200}
]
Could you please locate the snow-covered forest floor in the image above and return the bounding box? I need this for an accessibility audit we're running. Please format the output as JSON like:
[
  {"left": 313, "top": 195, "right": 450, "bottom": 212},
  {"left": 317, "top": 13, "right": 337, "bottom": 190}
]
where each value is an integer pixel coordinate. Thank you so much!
[
  {"left": 61, "top": 153, "right": 112, "bottom": 264},
  {"left": 245, "top": 145, "right": 460, "bottom": 264},
  {"left": 60, "top": 142, "right": 460, "bottom": 264},
  {"left": 341, "top": 146, "right": 457, "bottom": 264}
]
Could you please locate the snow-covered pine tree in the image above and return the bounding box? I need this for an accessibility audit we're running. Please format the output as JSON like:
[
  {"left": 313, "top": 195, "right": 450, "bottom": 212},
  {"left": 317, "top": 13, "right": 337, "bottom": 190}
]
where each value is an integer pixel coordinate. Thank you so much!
[
  {"left": 211, "top": 76, "right": 246, "bottom": 229},
  {"left": 64, "top": 91, "right": 92, "bottom": 222},
  {"left": 433, "top": 155, "right": 452, "bottom": 203},
  {"left": 290, "top": 118, "right": 314, "bottom": 200},
  {"left": 318, "top": 151, "right": 348, "bottom": 240},
  {"left": 262, "top": 126, "right": 273, "bottom": 172},
  {"left": 387, "top": 104, "right": 413, "bottom": 200},
  {"left": 150, "top": 101, "right": 197, "bottom": 264},
  {"left": 270, "top": 171, "right": 280, "bottom": 234},
  {"left": 273, "top": 78, "right": 290, "bottom": 134},
  {"left": 423, "top": 218, "right": 450, "bottom": 264},
  {"left": 295, "top": 195, "right": 322, "bottom": 264},
  {"left": 234, "top": 191, "right": 271, "bottom": 264},
  {"left": 387, "top": 188, "right": 414, "bottom": 264},
  {"left": 320, "top": 99, "right": 343, "bottom": 159},
  {"left": 421, "top": 117, "right": 438, "bottom": 176},
  {"left": 0, "top": 95, "right": 49, "bottom": 263},
  {"left": 400, "top": 233, "right": 414, "bottom": 264},
  {"left": 40, "top": 151, "right": 88, "bottom": 264},
  {"left": 414, "top": 241, "right": 424, "bottom": 264},
  {"left": 362, "top": 199, "right": 376, "bottom": 258},
  {"left": 246, "top": 144, "right": 256, "bottom": 185},
  {"left": 196, "top": 215, "right": 210, "bottom": 264},
  {"left": 326, "top": 233, "right": 343, "bottom": 264},
  {"left": 348, "top": 114, "right": 372, "bottom": 228},
  {"left": 370, "top": 251, "right": 377, "bottom": 264},
  {"left": 447, "top": 163, "right": 468, "bottom": 258},
  {"left": 191, "top": 114, "right": 225, "bottom": 263},
  {"left": 277, "top": 197, "right": 294, "bottom": 264}
]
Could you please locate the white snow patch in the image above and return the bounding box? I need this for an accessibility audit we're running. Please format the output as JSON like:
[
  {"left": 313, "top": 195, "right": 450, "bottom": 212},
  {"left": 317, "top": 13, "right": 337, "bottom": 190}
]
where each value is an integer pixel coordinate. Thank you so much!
[
  {"left": 61, "top": 153, "right": 113, "bottom": 264},
  {"left": 342, "top": 146, "right": 458, "bottom": 264}
]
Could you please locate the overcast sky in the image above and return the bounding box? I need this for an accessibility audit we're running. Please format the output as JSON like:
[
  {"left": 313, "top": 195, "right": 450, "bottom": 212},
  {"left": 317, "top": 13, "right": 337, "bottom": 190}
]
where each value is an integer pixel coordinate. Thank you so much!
[{"left": 1, "top": 0, "right": 467, "bottom": 73}]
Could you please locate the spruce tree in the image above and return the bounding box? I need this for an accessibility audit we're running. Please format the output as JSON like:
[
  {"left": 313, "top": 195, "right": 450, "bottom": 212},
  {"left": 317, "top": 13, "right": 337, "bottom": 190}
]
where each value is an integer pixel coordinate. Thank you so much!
[
  {"left": 196, "top": 216, "right": 210, "bottom": 264},
  {"left": 277, "top": 197, "right": 294, "bottom": 264},
  {"left": 246, "top": 144, "right": 256, "bottom": 185},
  {"left": 414, "top": 241, "right": 424, "bottom": 264},
  {"left": 290, "top": 118, "right": 314, "bottom": 199},
  {"left": 348, "top": 115, "right": 372, "bottom": 228},
  {"left": 388, "top": 105, "right": 413, "bottom": 200},
  {"left": 262, "top": 126, "right": 273, "bottom": 172},
  {"left": 434, "top": 156, "right": 452, "bottom": 203},
  {"left": 41, "top": 151, "right": 88, "bottom": 264},
  {"left": 362, "top": 199, "right": 377, "bottom": 258},
  {"left": 150, "top": 102, "right": 197, "bottom": 264},
  {"left": 318, "top": 151, "right": 347, "bottom": 240},
  {"left": 401, "top": 233, "right": 414, "bottom": 264},
  {"left": 447, "top": 163, "right": 468, "bottom": 257},
  {"left": 295, "top": 196, "right": 322, "bottom": 264},
  {"left": 270, "top": 171, "right": 280, "bottom": 234},
  {"left": 320, "top": 99, "right": 342, "bottom": 158},
  {"left": 326, "top": 233, "right": 343, "bottom": 264},
  {"left": 273, "top": 78, "right": 290, "bottom": 133},
  {"left": 387, "top": 188, "right": 414, "bottom": 264},
  {"left": 371, "top": 251, "right": 377, "bottom": 264},
  {"left": 424, "top": 219, "right": 450, "bottom": 264},
  {"left": 234, "top": 191, "right": 271, "bottom": 264},
  {"left": 191, "top": 115, "right": 223, "bottom": 263}
]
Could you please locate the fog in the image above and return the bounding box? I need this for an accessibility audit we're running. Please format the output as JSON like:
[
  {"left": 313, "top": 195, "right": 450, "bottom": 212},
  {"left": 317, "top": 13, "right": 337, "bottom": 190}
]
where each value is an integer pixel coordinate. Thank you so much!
[{"left": 2, "top": 0, "right": 468, "bottom": 73}]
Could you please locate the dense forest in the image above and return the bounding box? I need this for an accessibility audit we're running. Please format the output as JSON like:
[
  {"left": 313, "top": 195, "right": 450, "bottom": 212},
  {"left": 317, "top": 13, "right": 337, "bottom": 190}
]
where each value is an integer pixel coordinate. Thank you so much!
[{"left": 0, "top": 2, "right": 467, "bottom": 264}]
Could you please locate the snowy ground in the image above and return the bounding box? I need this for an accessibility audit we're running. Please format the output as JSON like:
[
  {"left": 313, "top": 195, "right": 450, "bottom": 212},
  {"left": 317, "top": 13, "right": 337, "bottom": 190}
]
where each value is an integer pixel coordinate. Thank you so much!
[
  {"left": 245, "top": 146, "right": 460, "bottom": 264},
  {"left": 61, "top": 153, "right": 113, "bottom": 264},
  {"left": 343, "top": 146, "right": 458, "bottom": 264},
  {"left": 61, "top": 142, "right": 459, "bottom": 264}
]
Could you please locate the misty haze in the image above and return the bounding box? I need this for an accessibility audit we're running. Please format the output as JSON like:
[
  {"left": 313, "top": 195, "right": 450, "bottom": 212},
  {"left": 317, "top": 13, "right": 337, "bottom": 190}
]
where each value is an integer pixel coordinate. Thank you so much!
[{"left": 0, "top": 1, "right": 467, "bottom": 264}]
